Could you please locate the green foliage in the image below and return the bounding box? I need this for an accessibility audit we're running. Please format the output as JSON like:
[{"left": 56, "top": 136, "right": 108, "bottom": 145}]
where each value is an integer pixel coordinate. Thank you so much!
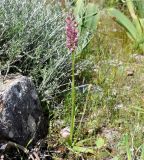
[
  {"left": 0, "top": 0, "right": 90, "bottom": 108},
  {"left": 118, "top": 133, "right": 144, "bottom": 160},
  {"left": 124, "top": 134, "right": 132, "bottom": 160},
  {"left": 104, "top": 0, "right": 123, "bottom": 7},
  {"left": 56, "top": 27, "right": 144, "bottom": 158},
  {"left": 95, "top": 137, "right": 105, "bottom": 149},
  {"left": 74, "top": 0, "right": 100, "bottom": 33},
  {"left": 140, "top": 144, "right": 144, "bottom": 160},
  {"left": 134, "top": 0, "right": 144, "bottom": 18},
  {"left": 1, "top": 1, "right": 144, "bottom": 159},
  {"left": 108, "top": 0, "right": 144, "bottom": 51},
  {"left": 72, "top": 145, "right": 94, "bottom": 154}
]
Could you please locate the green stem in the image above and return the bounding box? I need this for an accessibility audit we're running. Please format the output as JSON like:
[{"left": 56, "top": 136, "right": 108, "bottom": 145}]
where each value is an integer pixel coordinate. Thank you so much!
[{"left": 70, "top": 51, "right": 75, "bottom": 146}]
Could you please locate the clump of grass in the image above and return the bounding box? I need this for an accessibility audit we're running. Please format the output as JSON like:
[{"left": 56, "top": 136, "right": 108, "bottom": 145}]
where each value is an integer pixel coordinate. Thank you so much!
[{"left": 50, "top": 13, "right": 144, "bottom": 159}]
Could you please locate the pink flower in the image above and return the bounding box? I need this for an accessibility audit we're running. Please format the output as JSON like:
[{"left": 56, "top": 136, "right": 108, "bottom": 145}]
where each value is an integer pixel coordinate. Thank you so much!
[{"left": 65, "top": 14, "right": 78, "bottom": 52}]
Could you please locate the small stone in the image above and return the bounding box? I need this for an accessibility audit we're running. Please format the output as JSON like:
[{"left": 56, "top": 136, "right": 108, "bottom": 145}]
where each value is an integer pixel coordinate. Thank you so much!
[
  {"left": 0, "top": 155, "right": 4, "bottom": 160},
  {"left": 88, "top": 128, "right": 94, "bottom": 134},
  {"left": 101, "top": 127, "right": 120, "bottom": 149},
  {"left": 115, "top": 103, "right": 124, "bottom": 109},
  {"left": 132, "top": 54, "right": 144, "bottom": 63},
  {"left": 127, "top": 69, "right": 134, "bottom": 76},
  {"left": 60, "top": 127, "right": 70, "bottom": 139},
  {"left": 8, "top": 131, "right": 14, "bottom": 138}
]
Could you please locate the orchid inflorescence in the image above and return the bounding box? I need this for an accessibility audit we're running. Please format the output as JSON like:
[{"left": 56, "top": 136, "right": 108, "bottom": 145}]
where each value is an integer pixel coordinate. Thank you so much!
[{"left": 65, "top": 14, "right": 78, "bottom": 52}]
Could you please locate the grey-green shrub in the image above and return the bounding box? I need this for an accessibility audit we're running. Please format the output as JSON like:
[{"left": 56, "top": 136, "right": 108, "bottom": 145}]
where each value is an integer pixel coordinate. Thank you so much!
[
  {"left": 0, "top": 0, "right": 92, "bottom": 108},
  {"left": 0, "top": 0, "right": 72, "bottom": 106}
]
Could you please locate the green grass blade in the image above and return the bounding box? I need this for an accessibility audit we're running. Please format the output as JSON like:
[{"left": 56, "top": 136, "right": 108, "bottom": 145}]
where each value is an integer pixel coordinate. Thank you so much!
[
  {"left": 132, "top": 106, "right": 144, "bottom": 114},
  {"left": 124, "top": 134, "right": 132, "bottom": 160}
]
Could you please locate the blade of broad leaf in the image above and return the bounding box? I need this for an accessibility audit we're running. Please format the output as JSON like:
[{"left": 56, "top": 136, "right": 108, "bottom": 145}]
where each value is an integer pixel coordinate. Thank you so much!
[
  {"left": 75, "top": 138, "right": 95, "bottom": 146},
  {"left": 139, "top": 44, "right": 144, "bottom": 52},
  {"left": 108, "top": 8, "right": 139, "bottom": 42},
  {"left": 134, "top": 0, "right": 144, "bottom": 18},
  {"left": 112, "top": 157, "right": 119, "bottom": 160},
  {"left": 140, "top": 18, "right": 144, "bottom": 30},
  {"left": 96, "top": 137, "right": 105, "bottom": 149},
  {"left": 126, "top": 0, "right": 142, "bottom": 37},
  {"left": 140, "top": 144, "right": 144, "bottom": 160},
  {"left": 72, "top": 146, "right": 95, "bottom": 154},
  {"left": 74, "top": 0, "right": 84, "bottom": 22},
  {"left": 85, "top": 3, "right": 100, "bottom": 31},
  {"left": 74, "top": 0, "right": 85, "bottom": 15}
]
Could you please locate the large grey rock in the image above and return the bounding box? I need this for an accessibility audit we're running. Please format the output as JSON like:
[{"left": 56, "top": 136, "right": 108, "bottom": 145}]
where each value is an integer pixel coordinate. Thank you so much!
[{"left": 0, "top": 74, "right": 48, "bottom": 145}]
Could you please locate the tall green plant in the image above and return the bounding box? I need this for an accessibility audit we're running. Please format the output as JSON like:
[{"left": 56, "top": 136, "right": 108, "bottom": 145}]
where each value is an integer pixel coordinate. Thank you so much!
[
  {"left": 74, "top": 0, "right": 100, "bottom": 34},
  {"left": 108, "top": 0, "right": 144, "bottom": 52}
]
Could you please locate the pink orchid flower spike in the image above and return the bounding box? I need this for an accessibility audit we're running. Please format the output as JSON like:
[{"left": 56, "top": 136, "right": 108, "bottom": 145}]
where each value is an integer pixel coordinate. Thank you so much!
[{"left": 65, "top": 14, "right": 78, "bottom": 52}]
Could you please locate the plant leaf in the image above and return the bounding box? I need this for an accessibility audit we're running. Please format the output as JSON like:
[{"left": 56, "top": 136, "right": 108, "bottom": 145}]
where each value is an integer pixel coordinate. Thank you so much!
[
  {"left": 108, "top": 8, "right": 139, "bottom": 42},
  {"left": 85, "top": 3, "right": 100, "bottom": 31},
  {"left": 72, "top": 146, "right": 95, "bottom": 154},
  {"left": 74, "top": 0, "right": 85, "bottom": 25},
  {"left": 134, "top": 0, "right": 144, "bottom": 18},
  {"left": 126, "top": 0, "right": 142, "bottom": 36},
  {"left": 112, "top": 156, "right": 119, "bottom": 160},
  {"left": 96, "top": 137, "right": 105, "bottom": 149},
  {"left": 75, "top": 138, "right": 95, "bottom": 146},
  {"left": 140, "top": 18, "right": 144, "bottom": 30},
  {"left": 140, "top": 144, "right": 144, "bottom": 160}
]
